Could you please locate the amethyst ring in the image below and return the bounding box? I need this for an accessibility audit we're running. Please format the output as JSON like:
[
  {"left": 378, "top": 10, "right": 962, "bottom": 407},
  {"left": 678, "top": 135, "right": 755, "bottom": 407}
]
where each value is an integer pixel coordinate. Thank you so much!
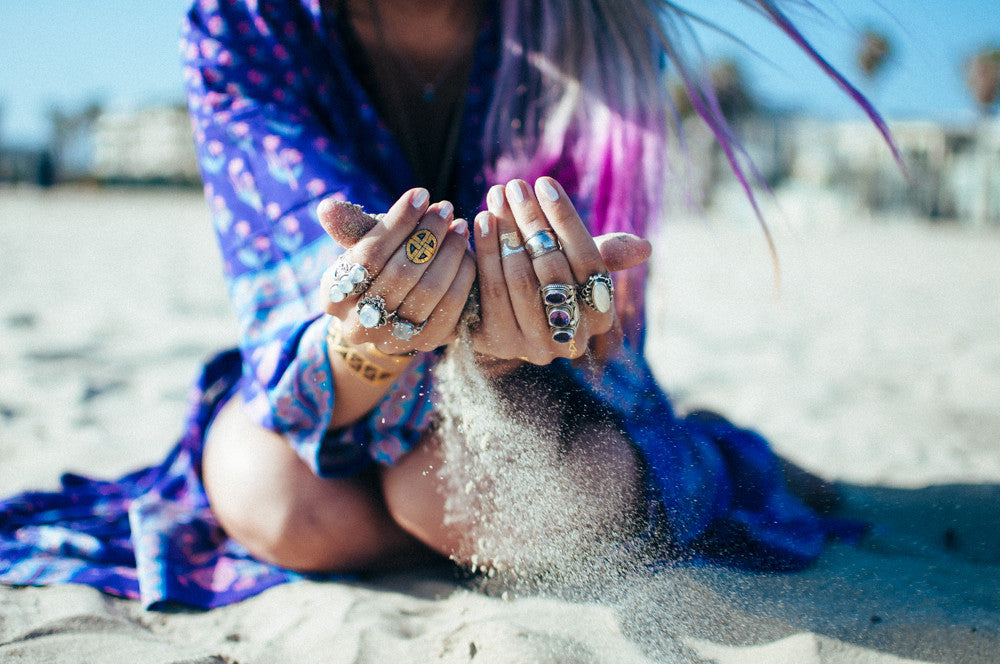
[{"left": 540, "top": 283, "right": 579, "bottom": 344}]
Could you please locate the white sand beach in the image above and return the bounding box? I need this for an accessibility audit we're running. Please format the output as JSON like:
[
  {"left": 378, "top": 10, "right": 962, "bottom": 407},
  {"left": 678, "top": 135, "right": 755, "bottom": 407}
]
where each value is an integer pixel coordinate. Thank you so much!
[{"left": 1, "top": 184, "right": 999, "bottom": 663}]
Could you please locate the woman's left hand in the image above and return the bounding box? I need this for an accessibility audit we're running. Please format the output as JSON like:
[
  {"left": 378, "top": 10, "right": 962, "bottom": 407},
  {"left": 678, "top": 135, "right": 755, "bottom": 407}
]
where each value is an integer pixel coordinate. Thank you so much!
[{"left": 470, "top": 177, "right": 648, "bottom": 367}]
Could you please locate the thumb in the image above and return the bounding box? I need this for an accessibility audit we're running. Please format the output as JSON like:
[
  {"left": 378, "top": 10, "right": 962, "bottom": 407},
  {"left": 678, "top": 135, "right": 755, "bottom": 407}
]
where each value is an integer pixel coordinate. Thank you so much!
[
  {"left": 316, "top": 198, "right": 379, "bottom": 248},
  {"left": 594, "top": 232, "right": 652, "bottom": 272}
]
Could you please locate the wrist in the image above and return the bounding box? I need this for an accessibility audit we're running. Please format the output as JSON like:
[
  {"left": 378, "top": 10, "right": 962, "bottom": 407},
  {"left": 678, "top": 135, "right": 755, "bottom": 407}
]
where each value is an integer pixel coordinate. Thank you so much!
[{"left": 327, "top": 321, "right": 415, "bottom": 386}]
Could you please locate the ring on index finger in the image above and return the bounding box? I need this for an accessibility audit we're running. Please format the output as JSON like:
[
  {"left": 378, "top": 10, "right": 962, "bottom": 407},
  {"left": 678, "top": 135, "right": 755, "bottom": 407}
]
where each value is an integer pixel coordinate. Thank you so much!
[
  {"left": 524, "top": 229, "right": 561, "bottom": 260},
  {"left": 329, "top": 259, "right": 371, "bottom": 303}
]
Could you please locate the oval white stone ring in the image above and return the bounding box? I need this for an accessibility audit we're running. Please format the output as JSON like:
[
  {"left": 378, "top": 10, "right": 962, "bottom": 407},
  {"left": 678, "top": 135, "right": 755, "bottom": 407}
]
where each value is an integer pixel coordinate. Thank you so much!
[
  {"left": 357, "top": 294, "right": 389, "bottom": 329},
  {"left": 578, "top": 273, "right": 614, "bottom": 314},
  {"left": 388, "top": 313, "right": 425, "bottom": 341},
  {"left": 328, "top": 260, "right": 371, "bottom": 304}
]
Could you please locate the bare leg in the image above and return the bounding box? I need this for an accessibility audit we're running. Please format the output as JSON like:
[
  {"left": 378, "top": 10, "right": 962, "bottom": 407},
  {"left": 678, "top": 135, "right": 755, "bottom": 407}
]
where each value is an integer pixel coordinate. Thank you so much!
[{"left": 202, "top": 395, "right": 438, "bottom": 573}]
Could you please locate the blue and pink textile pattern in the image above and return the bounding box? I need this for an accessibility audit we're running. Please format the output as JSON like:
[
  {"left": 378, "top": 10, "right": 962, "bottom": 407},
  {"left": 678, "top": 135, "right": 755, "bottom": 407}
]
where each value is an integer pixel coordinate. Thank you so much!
[{"left": 0, "top": 0, "right": 862, "bottom": 609}]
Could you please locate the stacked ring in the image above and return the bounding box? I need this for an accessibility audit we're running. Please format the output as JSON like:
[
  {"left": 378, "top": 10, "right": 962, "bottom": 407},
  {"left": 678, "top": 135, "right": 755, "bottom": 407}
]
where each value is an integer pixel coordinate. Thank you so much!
[
  {"left": 357, "top": 294, "right": 390, "bottom": 329},
  {"left": 540, "top": 283, "right": 580, "bottom": 343},
  {"left": 579, "top": 273, "right": 614, "bottom": 314},
  {"left": 388, "top": 313, "right": 425, "bottom": 341},
  {"left": 524, "top": 229, "right": 561, "bottom": 260},
  {"left": 328, "top": 260, "right": 370, "bottom": 303}
]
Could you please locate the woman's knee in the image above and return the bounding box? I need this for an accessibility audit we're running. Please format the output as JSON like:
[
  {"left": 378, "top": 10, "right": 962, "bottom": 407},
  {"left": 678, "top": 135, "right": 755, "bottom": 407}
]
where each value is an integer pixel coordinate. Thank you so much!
[
  {"left": 202, "top": 397, "right": 397, "bottom": 572},
  {"left": 380, "top": 432, "right": 469, "bottom": 558}
]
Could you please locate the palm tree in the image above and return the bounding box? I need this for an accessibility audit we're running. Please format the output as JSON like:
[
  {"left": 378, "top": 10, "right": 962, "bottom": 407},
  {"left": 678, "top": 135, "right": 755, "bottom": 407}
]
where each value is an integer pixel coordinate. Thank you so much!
[
  {"left": 963, "top": 46, "right": 1000, "bottom": 226},
  {"left": 965, "top": 46, "right": 1000, "bottom": 115},
  {"left": 857, "top": 29, "right": 892, "bottom": 80}
]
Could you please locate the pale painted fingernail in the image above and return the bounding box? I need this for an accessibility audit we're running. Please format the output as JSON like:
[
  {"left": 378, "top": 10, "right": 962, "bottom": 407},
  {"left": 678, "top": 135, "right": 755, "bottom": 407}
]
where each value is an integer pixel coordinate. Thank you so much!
[
  {"left": 505, "top": 180, "right": 526, "bottom": 204},
  {"left": 537, "top": 178, "right": 559, "bottom": 202},
  {"left": 451, "top": 218, "right": 468, "bottom": 237},
  {"left": 476, "top": 211, "right": 490, "bottom": 238},
  {"left": 411, "top": 188, "right": 429, "bottom": 209},
  {"left": 487, "top": 186, "right": 504, "bottom": 214},
  {"left": 437, "top": 201, "right": 454, "bottom": 219}
]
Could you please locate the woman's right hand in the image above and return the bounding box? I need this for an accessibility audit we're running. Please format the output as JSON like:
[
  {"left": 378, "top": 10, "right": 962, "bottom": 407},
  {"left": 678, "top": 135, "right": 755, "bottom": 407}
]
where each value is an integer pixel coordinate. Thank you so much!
[{"left": 318, "top": 188, "right": 476, "bottom": 356}]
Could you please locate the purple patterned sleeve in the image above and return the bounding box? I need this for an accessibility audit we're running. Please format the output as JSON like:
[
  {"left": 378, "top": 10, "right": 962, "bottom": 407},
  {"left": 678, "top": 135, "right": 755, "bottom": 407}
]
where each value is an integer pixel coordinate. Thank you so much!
[{"left": 180, "top": 0, "right": 433, "bottom": 475}]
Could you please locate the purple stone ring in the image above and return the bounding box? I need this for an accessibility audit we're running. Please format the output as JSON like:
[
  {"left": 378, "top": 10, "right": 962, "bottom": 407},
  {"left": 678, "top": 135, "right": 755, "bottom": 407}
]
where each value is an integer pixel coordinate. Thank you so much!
[{"left": 539, "top": 283, "right": 579, "bottom": 343}]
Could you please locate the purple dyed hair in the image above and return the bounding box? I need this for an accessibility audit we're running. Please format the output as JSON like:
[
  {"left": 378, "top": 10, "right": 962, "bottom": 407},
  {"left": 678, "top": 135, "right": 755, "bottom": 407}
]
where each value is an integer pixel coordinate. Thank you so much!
[{"left": 482, "top": 0, "right": 899, "bottom": 338}]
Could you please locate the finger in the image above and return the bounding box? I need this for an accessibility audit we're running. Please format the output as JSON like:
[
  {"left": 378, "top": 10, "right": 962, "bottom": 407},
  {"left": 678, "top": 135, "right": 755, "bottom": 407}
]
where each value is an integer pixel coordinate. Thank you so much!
[
  {"left": 472, "top": 210, "right": 522, "bottom": 351},
  {"left": 505, "top": 179, "right": 576, "bottom": 291},
  {"left": 318, "top": 188, "right": 429, "bottom": 249},
  {"left": 487, "top": 184, "right": 551, "bottom": 360},
  {"left": 326, "top": 188, "right": 430, "bottom": 276},
  {"left": 506, "top": 179, "right": 600, "bottom": 348},
  {"left": 532, "top": 177, "right": 614, "bottom": 336},
  {"left": 317, "top": 198, "right": 379, "bottom": 248},
  {"left": 365, "top": 201, "right": 455, "bottom": 314},
  {"left": 415, "top": 252, "right": 477, "bottom": 351},
  {"left": 392, "top": 218, "right": 470, "bottom": 333},
  {"left": 594, "top": 232, "right": 652, "bottom": 272},
  {"left": 533, "top": 177, "right": 606, "bottom": 283}
]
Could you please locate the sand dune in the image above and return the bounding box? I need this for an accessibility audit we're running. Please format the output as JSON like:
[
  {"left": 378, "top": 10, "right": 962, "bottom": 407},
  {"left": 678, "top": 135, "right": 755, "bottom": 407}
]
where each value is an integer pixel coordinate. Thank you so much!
[{"left": 1, "top": 185, "right": 998, "bottom": 663}]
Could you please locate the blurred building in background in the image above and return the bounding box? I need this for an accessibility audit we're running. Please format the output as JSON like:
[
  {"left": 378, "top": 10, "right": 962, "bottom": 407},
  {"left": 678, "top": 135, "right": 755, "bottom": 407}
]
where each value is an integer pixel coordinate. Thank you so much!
[
  {"left": 91, "top": 105, "right": 199, "bottom": 185},
  {"left": 1, "top": 100, "right": 998, "bottom": 225},
  {"left": 0, "top": 103, "right": 199, "bottom": 187},
  {"left": 681, "top": 113, "right": 1000, "bottom": 227}
]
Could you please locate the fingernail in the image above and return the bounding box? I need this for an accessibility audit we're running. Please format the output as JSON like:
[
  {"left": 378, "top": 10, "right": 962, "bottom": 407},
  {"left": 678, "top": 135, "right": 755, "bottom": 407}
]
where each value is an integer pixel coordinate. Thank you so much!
[
  {"left": 505, "top": 180, "right": 526, "bottom": 204},
  {"left": 411, "top": 188, "right": 429, "bottom": 209},
  {"left": 451, "top": 218, "right": 468, "bottom": 237},
  {"left": 537, "top": 178, "right": 559, "bottom": 202},
  {"left": 476, "top": 211, "right": 490, "bottom": 238},
  {"left": 487, "top": 186, "right": 504, "bottom": 214},
  {"left": 437, "top": 201, "right": 454, "bottom": 219}
]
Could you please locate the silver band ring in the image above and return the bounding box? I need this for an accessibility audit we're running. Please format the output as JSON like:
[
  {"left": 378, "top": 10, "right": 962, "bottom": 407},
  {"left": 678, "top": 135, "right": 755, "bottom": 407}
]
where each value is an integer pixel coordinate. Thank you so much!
[
  {"left": 524, "top": 229, "right": 561, "bottom": 260},
  {"left": 328, "top": 260, "right": 370, "bottom": 303},
  {"left": 357, "top": 294, "right": 389, "bottom": 329},
  {"left": 579, "top": 273, "right": 614, "bottom": 314},
  {"left": 500, "top": 231, "right": 525, "bottom": 258},
  {"left": 389, "top": 313, "right": 425, "bottom": 341}
]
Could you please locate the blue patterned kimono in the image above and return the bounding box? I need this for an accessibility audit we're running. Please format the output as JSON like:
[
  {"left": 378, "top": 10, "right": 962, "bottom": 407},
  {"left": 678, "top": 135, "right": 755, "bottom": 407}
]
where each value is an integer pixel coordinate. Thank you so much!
[{"left": 0, "top": 0, "right": 861, "bottom": 609}]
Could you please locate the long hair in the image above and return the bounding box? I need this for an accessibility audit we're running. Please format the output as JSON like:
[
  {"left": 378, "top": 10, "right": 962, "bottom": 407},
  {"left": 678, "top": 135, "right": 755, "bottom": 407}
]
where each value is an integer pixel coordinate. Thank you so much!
[{"left": 482, "top": 0, "right": 897, "bottom": 338}]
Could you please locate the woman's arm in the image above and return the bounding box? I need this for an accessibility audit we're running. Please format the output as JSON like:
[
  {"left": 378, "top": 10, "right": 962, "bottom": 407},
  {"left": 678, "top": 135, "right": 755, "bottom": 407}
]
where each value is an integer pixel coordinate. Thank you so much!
[{"left": 181, "top": 1, "right": 452, "bottom": 476}]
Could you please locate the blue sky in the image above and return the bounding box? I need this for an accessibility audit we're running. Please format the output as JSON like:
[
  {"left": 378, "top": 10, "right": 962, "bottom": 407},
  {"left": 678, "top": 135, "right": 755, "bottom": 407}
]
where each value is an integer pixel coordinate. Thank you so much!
[{"left": 1, "top": 0, "right": 997, "bottom": 148}]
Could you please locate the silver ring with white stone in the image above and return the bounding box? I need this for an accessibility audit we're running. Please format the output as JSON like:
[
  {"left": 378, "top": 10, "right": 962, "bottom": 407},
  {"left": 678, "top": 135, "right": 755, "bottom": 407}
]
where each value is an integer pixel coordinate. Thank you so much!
[
  {"left": 388, "top": 313, "right": 425, "bottom": 341},
  {"left": 578, "top": 273, "right": 614, "bottom": 314},
  {"left": 328, "top": 260, "right": 371, "bottom": 304},
  {"left": 357, "top": 294, "right": 389, "bottom": 329}
]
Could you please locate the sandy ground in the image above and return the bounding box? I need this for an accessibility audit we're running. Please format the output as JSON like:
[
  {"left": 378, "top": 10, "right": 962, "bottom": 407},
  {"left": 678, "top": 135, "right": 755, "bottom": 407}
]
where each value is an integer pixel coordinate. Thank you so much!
[{"left": 1, "top": 184, "right": 999, "bottom": 663}]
